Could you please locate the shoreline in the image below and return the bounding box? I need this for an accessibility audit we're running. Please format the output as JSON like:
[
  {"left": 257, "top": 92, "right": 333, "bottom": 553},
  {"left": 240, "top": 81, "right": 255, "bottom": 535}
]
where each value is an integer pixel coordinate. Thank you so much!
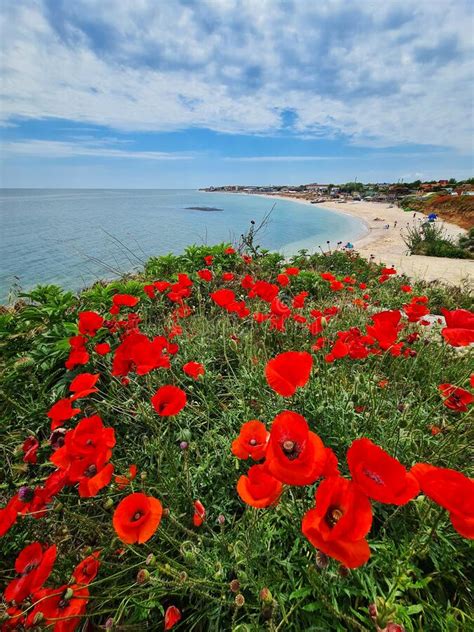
[{"left": 232, "top": 192, "right": 473, "bottom": 286}]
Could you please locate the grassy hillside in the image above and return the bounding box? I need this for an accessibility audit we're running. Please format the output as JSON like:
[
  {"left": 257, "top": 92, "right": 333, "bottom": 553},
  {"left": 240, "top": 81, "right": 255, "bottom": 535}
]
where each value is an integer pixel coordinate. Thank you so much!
[{"left": 1, "top": 245, "right": 473, "bottom": 631}]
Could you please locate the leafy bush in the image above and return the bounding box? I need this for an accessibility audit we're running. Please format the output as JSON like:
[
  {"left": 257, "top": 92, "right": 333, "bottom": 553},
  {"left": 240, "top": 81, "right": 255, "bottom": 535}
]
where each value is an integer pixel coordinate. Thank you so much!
[{"left": 402, "top": 222, "right": 472, "bottom": 259}]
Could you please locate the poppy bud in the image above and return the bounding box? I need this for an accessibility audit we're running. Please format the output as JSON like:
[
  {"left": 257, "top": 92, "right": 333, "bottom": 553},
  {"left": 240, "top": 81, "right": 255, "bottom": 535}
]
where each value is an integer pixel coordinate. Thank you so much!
[
  {"left": 259, "top": 588, "right": 272, "bottom": 603},
  {"left": 229, "top": 579, "right": 240, "bottom": 593},
  {"left": 105, "top": 618, "right": 114, "bottom": 630},
  {"left": 368, "top": 603, "right": 378, "bottom": 620},
  {"left": 101, "top": 496, "right": 114, "bottom": 511},
  {"left": 179, "top": 571, "right": 188, "bottom": 583},
  {"left": 145, "top": 554, "right": 156, "bottom": 566},
  {"left": 32, "top": 612, "right": 44, "bottom": 624},
  {"left": 162, "top": 507, "right": 170, "bottom": 518},
  {"left": 235, "top": 594, "right": 245, "bottom": 607},
  {"left": 140, "top": 472, "right": 147, "bottom": 480},
  {"left": 386, "top": 624, "right": 405, "bottom": 632},
  {"left": 18, "top": 486, "right": 34, "bottom": 502},
  {"left": 315, "top": 551, "right": 328, "bottom": 569},
  {"left": 179, "top": 441, "right": 189, "bottom": 450},
  {"left": 62, "top": 587, "right": 74, "bottom": 601},
  {"left": 217, "top": 514, "right": 225, "bottom": 525},
  {"left": 136, "top": 569, "right": 150, "bottom": 585}
]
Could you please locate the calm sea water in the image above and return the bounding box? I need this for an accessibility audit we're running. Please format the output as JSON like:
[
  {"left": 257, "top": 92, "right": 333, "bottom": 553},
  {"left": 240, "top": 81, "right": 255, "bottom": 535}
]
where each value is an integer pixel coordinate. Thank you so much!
[{"left": 0, "top": 189, "right": 366, "bottom": 302}]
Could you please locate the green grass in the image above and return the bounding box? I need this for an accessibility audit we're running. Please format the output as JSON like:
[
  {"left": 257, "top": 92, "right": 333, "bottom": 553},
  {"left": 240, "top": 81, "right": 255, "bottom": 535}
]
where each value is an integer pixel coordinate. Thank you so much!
[{"left": 1, "top": 245, "right": 473, "bottom": 631}]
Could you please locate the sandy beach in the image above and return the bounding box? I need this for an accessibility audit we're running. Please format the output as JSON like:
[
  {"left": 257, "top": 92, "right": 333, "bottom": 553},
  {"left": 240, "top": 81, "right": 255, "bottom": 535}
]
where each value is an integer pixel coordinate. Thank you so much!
[{"left": 258, "top": 194, "right": 473, "bottom": 286}]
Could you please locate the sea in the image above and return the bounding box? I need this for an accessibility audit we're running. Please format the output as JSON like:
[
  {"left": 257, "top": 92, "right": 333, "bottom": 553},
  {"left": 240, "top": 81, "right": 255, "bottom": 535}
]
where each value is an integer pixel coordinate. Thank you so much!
[{"left": 0, "top": 189, "right": 366, "bottom": 302}]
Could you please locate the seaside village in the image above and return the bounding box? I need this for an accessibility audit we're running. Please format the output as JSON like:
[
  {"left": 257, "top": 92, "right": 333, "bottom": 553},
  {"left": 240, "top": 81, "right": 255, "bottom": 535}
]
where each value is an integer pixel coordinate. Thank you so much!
[{"left": 203, "top": 179, "right": 474, "bottom": 204}]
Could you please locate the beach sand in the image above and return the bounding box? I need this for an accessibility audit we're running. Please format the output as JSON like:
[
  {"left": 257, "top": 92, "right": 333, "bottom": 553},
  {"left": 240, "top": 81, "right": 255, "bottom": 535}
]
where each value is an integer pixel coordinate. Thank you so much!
[{"left": 260, "top": 195, "right": 473, "bottom": 287}]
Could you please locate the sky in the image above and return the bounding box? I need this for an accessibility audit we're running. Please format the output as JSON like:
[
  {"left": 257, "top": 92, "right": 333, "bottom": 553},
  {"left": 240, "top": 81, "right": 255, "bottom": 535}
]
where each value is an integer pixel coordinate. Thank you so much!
[{"left": 1, "top": 0, "right": 473, "bottom": 188}]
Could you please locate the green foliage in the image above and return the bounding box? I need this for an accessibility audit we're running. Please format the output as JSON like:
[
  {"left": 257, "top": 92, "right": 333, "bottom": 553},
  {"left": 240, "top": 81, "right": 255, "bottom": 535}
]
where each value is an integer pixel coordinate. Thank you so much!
[{"left": 402, "top": 222, "right": 473, "bottom": 259}]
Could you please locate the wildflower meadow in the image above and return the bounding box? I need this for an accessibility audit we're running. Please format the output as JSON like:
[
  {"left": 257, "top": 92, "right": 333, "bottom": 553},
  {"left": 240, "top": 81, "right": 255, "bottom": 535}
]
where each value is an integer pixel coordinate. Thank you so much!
[{"left": 1, "top": 244, "right": 473, "bottom": 631}]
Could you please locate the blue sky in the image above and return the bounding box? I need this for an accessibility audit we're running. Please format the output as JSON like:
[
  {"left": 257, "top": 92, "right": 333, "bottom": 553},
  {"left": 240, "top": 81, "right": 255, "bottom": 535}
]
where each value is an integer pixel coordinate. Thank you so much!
[{"left": 1, "top": 0, "right": 473, "bottom": 187}]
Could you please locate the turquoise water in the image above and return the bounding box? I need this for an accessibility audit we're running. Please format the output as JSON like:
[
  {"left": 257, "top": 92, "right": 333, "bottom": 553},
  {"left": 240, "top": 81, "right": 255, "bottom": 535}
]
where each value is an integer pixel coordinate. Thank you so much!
[{"left": 0, "top": 189, "right": 366, "bottom": 301}]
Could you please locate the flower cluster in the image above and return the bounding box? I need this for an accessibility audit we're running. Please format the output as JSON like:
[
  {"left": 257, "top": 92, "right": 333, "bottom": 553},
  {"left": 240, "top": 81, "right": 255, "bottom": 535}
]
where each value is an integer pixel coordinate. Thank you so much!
[{"left": 1, "top": 247, "right": 473, "bottom": 630}]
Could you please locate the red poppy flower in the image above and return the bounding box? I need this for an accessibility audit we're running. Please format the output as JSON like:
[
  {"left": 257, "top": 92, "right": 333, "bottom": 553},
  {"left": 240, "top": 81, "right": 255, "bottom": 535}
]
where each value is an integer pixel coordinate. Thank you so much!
[
  {"left": 151, "top": 385, "right": 187, "bottom": 416},
  {"left": 403, "top": 300, "right": 430, "bottom": 322},
  {"left": 69, "top": 373, "right": 99, "bottom": 400},
  {"left": 347, "top": 438, "right": 419, "bottom": 505},
  {"left": 29, "top": 584, "right": 89, "bottom": 632},
  {"left": 115, "top": 464, "right": 138, "bottom": 490},
  {"left": 321, "top": 272, "right": 335, "bottom": 282},
  {"left": 222, "top": 272, "right": 235, "bottom": 281},
  {"left": 401, "top": 285, "right": 412, "bottom": 293},
  {"left": 330, "top": 281, "right": 344, "bottom": 291},
  {"left": 0, "top": 495, "right": 22, "bottom": 536},
  {"left": 164, "top": 605, "right": 182, "bottom": 630},
  {"left": 198, "top": 269, "right": 213, "bottom": 282},
  {"left": 237, "top": 464, "right": 283, "bottom": 508},
  {"left": 265, "top": 351, "right": 313, "bottom": 397},
  {"left": 248, "top": 280, "right": 279, "bottom": 303},
  {"left": 4, "top": 542, "right": 57, "bottom": 603},
  {"left": 2, "top": 606, "right": 24, "bottom": 630},
  {"left": 241, "top": 274, "right": 254, "bottom": 289},
  {"left": 438, "top": 384, "right": 474, "bottom": 412},
  {"left": 47, "top": 398, "right": 81, "bottom": 430},
  {"left": 411, "top": 464, "right": 474, "bottom": 539},
  {"left": 292, "top": 291, "right": 308, "bottom": 309},
  {"left": 265, "top": 411, "right": 326, "bottom": 486},
  {"left": 231, "top": 420, "right": 269, "bottom": 460},
  {"left": 94, "top": 342, "right": 111, "bottom": 355},
  {"left": 113, "top": 493, "right": 163, "bottom": 544},
  {"left": 182, "top": 361, "right": 205, "bottom": 380},
  {"left": 285, "top": 266, "right": 300, "bottom": 276},
  {"left": 144, "top": 284, "right": 156, "bottom": 298},
  {"left": 321, "top": 447, "right": 340, "bottom": 478},
  {"left": 112, "top": 294, "right": 140, "bottom": 307},
  {"left": 22, "top": 436, "right": 39, "bottom": 464},
  {"left": 366, "top": 310, "right": 402, "bottom": 350},
  {"left": 242, "top": 254, "right": 252, "bottom": 264},
  {"left": 78, "top": 462, "right": 115, "bottom": 498},
  {"left": 65, "top": 347, "right": 90, "bottom": 370},
  {"left": 51, "top": 415, "right": 115, "bottom": 469},
  {"left": 78, "top": 311, "right": 104, "bottom": 337},
  {"left": 204, "top": 255, "right": 214, "bottom": 265},
  {"left": 224, "top": 246, "right": 236, "bottom": 255},
  {"left": 72, "top": 551, "right": 101, "bottom": 586},
  {"left": 154, "top": 280, "right": 171, "bottom": 292},
  {"left": 269, "top": 297, "right": 290, "bottom": 318},
  {"left": 193, "top": 500, "right": 206, "bottom": 526},
  {"left": 302, "top": 476, "right": 373, "bottom": 568},
  {"left": 440, "top": 308, "right": 474, "bottom": 347},
  {"left": 277, "top": 273, "right": 290, "bottom": 286},
  {"left": 112, "top": 332, "right": 170, "bottom": 377},
  {"left": 211, "top": 288, "right": 236, "bottom": 308}
]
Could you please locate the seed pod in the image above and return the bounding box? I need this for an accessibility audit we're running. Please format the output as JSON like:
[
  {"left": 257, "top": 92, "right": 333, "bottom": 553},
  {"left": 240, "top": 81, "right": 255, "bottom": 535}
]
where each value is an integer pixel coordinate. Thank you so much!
[
  {"left": 235, "top": 594, "right": 245, "bottom": 607},
  {"left": 229, "top": 579, "right": 240, "bottom": 593},
  {"left": 136, "top": 569, "right": 150, "bottom": 585}
]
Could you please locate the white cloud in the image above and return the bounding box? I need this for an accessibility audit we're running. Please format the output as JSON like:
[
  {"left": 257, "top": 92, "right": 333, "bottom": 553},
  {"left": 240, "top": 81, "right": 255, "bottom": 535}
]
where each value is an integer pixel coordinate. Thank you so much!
[
  {"left": 0, "top": 0, "right": 473, "bottom": 151},
  {"left": 1, "top": 139, "right": 196, "bottom": 160}
]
